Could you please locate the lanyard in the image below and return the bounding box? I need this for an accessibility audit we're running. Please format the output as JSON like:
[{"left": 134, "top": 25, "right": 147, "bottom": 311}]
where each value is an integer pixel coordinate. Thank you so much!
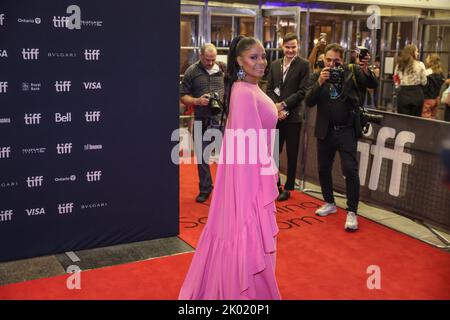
[{"left": 280, "top": 56, "right": 295, "bottom": 85}]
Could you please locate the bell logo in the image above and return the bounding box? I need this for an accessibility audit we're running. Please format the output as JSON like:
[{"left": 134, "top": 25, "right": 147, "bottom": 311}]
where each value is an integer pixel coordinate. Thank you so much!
[
  {"left": 86, "top": 171, "right": 102, "bottom": 182},
  {"left": 83, "top": 82, "right": 102, "bottom": 90},
  {"left": 26, "top": 208, "right": 46, "bottom": 216},
  {"left": 55, "top": 112, "right": 72, "bottom": 123},
  {"left": 56, "top": 143, "right": 73, "bottom": 154},
  {"left": 0, "top": 210, "right": 13, "bottom": 222},
  {"left": 24, "top": 113, "right": 42, "bottom": 125},
  {"left": 0, "top": 82, "right": 8, "bottom": 93},
  {"left": 0, "top": 147, "right": 11, "bottom": 158},
  {"left": 85, "top": 111, "right": 101, "bottom": 122},
  {"left": 0, "top": 14, "right": 4, "bottom": 26},
  {"left": 84, "top": 49, "right": 100, "bottom": 61},
  {"left": 26, "top": 176, "right": 44, "bottom": 188},
  {"left": 22, "top": 48, "right": 39, "bottom": 60},
  {"left": 58, "top": 203, "right": 74, "bottom": 214},
  {"left": 0, "top": 50, "right": 7, "bottom": 57},
  {"left": 55, "top": 81, "right": 71, "bottom": 92}
]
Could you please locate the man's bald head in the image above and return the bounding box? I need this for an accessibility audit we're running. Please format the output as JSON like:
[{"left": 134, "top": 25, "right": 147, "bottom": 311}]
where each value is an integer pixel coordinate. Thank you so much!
[{"left": 200, "top": 43, "right": 217, "bottom": 70}]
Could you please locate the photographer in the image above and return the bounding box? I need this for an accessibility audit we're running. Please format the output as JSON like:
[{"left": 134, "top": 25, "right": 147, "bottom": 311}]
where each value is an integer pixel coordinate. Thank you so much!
[
  {"left": 180, "top": 43, "right": 225, "bottom": 203},
  {"left": 305, "top": 43, "right": 378, "bottom": 232}
]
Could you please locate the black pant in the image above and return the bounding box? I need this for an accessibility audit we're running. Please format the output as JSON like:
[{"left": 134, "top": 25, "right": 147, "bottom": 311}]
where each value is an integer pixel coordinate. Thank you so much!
[
  {"left": 397, "top": 85, "right": 424, "bottom": 117},
  {"left": 445, "top": 104, "right": 450, "bottom": 122},
  {"left": 277, "top": 122, "right": 302, "bottom": 190},
  {"left": 317, "top": 126, "right": 360, "bottom": 213},
  {"left": 193, "top": 116, "right": 220, "bottom": 194}
]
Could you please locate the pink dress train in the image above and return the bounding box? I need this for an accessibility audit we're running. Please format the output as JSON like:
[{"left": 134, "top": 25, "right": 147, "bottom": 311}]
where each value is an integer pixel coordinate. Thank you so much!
[{"left": 179, "top": 81, "right": 281, "bottom": 300}]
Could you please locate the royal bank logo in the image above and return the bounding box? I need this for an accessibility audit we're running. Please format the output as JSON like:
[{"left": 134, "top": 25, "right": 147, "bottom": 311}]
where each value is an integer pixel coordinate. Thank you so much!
[
  {"left": 84, "top": 49, "right": 100, "bottom": 61},
  {"left": 85, "top": 111, "right": 101, "bottom": 122},
  {"left": 0, "top": 82, "right": 8, "bottom": 93},
  {"left": 23, "top": 147, "right": 46, "bottom": 155},
  {"left": 0, "top": 210, "right": 13, "bottom": 222},
  {"left": 0, "top": 14, "right": 5, "bottom": 26},
  {"left": 26, "top": 208, "right": 45, "bottom": 216},
  {"left": 17, "top": 17, "right": 41, "bottom": 24},
  {"left": 83, "top": 82, "right": 102, "bottom": 90},
  {"left": 26, "top": 176, "right": 44, "bottom": 188},
  {"left": 58, "top": 203, "right": 74, "bottom": 214},
  {"left": 24, "top": 113, "right": 42, "bottom": 125},
  {"left": 56, "top": 143, "right": 73, "bottom": 154},
  {"left": 86, "top": 171, "right": 101, "bottom": 182},
  {"left": 0, "top": 118, "right": 11, "bottom": 124},
  {"left": 22, "top": 82, "right": 41, "bottom": 92},
  {"left": 55, "top": 112, "right": 72, "bottom": 123},
  {"left": 0, "top": 49, "right": 7, "bottom": 58},
  {"left": 22, "top": 48, "right": 39, "bottom": 60},
  {"left": 55, "top": 175, "right": 77, "bottom": 183},
  {"left": 84, "top": 144, "right": 103, "bottom": 151},
  {"left": 80, "top": 202, "right": 108, "bottom": 210},
  {"left": 0, "top": 181, "right": 19, "bottom": 188},
  {"left": 0, "top": 147, "right": 11, "bottom": 159}
]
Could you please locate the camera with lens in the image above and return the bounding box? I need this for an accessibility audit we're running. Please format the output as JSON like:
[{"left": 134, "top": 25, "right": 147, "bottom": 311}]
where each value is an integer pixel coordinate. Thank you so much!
[
  {"left": 208, "top": 92, "right": 223, "bottom": 115},
  {"left": 356, "top": 46, "right": 369, "bottom": 61},
  {"left": 360, "top": 106, "right": 383, "bottom": 134},
  {"left": 328, "top": 64, "right": 344, "bottom": 85}
]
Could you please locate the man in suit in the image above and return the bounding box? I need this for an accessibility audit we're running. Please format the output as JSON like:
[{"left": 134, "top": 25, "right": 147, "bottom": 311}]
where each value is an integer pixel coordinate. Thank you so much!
[
  {"left": 267, "top": 33, "right": 310, "bottom": 201},
  {"left": 305, "top": 43, "right": 378, "bottom": 231}
]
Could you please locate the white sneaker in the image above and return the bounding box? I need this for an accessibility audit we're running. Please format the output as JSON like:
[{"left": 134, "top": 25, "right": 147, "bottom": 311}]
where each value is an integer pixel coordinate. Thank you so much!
[
  {"left": 345, "top": 211, "right": 358, "bottom": 232},
  {"left": 315, "top": 203, "right": 337, "bottom": 216}
]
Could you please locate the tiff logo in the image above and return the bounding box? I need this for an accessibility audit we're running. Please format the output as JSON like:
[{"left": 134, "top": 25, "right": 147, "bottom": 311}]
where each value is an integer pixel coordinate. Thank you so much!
[
  {"left": 0, "top": 14, "right": 4, "bottom": 26},
  {"left": 0, "top": 82, "right": 8, "bottom": 93},
  {"left": 358, "top": 127, "right": 415, "bottom": 197},
  {"left": 55, "top": 112, "right": 72, "bottom": 123},
  {"left": 86, "top": 171, "right": 101, "bottom": 182},
  {"left": 24, "top": 113, "right": 41, "bottom": 125},
  {"left": 57, "top": 143, "right": 73, "bottom": 154},
  {"left": 0, "top": 210, "right": 13, "bottom": 222},
  {"left": 26, "top": 208, "right": 45, "bottom": 216},
  {"left": 22, "top": 48, "right": 39, "bottom": 60},
  {"left": 53, "top": 16, "right": 69, "bottom": 28},
  {"left": 85, "top": 111, "right": 101, "bottom": 122},
  {"left": 58, "top": 203, "right": 74, "bottom": 214},
  {"left": 55, "top": 81, "right": 71, "bottom": 92},
  {"left": 0, "top": 147, "right": 11, "bottom": 158},
  {"left": 27, "top": 176, "right": 44, "bottom": 188},
  {"left": 84, "top": 49, "right": 100, "bottom": 60}
]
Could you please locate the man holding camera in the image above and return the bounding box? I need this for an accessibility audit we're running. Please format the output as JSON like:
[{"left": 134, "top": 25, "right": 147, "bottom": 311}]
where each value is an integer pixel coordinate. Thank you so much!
[
  {"left": 180, "top": 44, "right": 225, "bottom": 203},
  {"left": 305, "top": 43, "right": 378, "bottom": 231},
  {"left": 266, "top": 33, "right": 310, "bottom": 201}
]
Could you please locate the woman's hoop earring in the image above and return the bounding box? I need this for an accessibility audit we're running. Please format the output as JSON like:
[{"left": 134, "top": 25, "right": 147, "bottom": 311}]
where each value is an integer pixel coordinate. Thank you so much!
[{"left": 237, "top": 66, "right": 246, "bottom": 80}]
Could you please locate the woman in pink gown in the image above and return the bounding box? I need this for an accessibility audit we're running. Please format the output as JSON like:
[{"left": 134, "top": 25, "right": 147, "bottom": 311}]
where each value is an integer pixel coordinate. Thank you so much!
[{"left": 179, "top": 36, "right": 281, "bottom": 300}]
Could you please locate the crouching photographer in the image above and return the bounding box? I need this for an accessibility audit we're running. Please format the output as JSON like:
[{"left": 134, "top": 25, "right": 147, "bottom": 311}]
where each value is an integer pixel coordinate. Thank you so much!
[{"left": 305, "top": 43, "right": 378, "bottom": 232}]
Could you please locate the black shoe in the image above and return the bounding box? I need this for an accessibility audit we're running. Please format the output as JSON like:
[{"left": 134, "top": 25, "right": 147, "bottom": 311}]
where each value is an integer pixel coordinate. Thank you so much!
[
  {"left": 196, "top": 192, "right": 210, "bottom": 203},
  {"left": 277, "top": 190, "right": 290, "bottom": 201}
]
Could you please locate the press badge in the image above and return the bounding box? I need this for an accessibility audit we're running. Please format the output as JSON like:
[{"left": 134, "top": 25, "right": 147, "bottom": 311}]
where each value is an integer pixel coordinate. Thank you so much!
[{"left": 274, "top": 87, "right": 281, "bottom": 96}]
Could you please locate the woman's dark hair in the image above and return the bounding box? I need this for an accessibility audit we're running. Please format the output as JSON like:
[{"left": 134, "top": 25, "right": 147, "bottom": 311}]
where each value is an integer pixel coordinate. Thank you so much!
[{"left": 223, "top": 36, "right": 259, "bottom": 117}]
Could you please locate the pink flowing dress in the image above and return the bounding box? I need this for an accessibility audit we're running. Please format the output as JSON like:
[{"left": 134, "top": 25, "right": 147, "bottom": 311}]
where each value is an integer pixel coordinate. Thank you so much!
[{"left": 179, "top": 81, "right": 281, "bottom": 300}]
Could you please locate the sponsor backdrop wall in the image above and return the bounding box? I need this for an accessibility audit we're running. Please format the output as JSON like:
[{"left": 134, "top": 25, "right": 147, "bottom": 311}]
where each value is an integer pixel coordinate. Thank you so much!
[{"left": 0, "top": 0, "right": 180, "bottom": 261}]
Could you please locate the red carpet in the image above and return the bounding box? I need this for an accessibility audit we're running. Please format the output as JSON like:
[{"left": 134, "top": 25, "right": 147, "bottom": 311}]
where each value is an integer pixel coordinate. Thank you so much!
[
  {"left": 180, "top": 162, "right": 450, "bottom": 300},
  {"left": 0, "top": 253, "right": 193, "bottom": 300},
  {"left": 1, "top": 162, "right": 449, "bottom": 299}
]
